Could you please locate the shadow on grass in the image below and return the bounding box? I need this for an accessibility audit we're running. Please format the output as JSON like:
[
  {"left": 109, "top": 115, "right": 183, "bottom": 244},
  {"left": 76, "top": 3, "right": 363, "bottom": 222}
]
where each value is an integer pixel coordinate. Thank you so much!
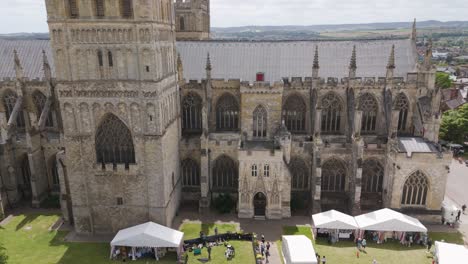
[
  {"left": 315, "top": 238, "right": 427, "bottom": 251},
  {"left": 14, "top": 213, "right": 58, "bottom": 231}
]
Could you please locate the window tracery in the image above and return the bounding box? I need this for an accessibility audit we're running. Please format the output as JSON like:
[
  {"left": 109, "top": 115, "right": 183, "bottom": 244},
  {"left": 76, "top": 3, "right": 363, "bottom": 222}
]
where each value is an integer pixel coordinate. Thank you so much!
[
  {"left": 321, "top": 159, "right": 346, "bottom": 192},
  {"left": 120, "top": 0, "right": 133, "bottom": 18},
  {"left": 182, "top": 93, "right": 202, "bottom": 134},
  {"left": 253, "top": 105, "right": 267, "bottom": 138},
  {"left": 359, "top": 93, "right": 378, "bottom": 134},
  {"left": 283, "top": 94, "right": 306, "bottom": 133},
  {"left": 395, "top": 93, "right": 409, "bottom": 132},
  {"left": 212, "top": 155, "right": 238, "bottom": 190},
  {"left": 32, "top": 91, "right": 54, "bottom": 127},
  {"left": 215, "top": 93, "right": 239, "bottom": 131},
  {"left": 401, "top": 171, "right": 429, "bottom": 206},
  {"left": 321, "top": 93, "right": 342, "bottom": 134},
  {"left": 3, "top": 90, "right": 25, "bottom": 128},
  {"left": 181, "top": 159, "right": 200, "bottom": 187},
  {"left": 362, "top": 159, "right": 384, "bottom": 193},
  {"left": 290, "top": 158, "right": 309, "bottom": 190}
]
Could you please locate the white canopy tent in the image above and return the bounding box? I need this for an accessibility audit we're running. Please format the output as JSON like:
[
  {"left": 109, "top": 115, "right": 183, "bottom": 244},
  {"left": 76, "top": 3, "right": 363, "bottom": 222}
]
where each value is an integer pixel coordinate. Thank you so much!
[
  {"left": 354, "top": 208, "right": 427, "bottom": 232},
  {"left": 110, "top": 222, "right": 184, "bottom": 260},
  {"left": 282, "top": 235, "right": 318, "bottom": 264},
  {"left": 312, "top": 210, "right": 358, "bottom": 230},
  {"left": 435, "top": 241, "right": 468, "bottom": 264}
]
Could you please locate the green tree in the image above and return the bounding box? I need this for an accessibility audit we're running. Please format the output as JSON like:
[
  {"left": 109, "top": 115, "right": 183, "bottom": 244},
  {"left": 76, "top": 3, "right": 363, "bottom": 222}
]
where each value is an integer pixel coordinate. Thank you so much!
[
  {"left": 440, "top": 103, "right": 468, "bottom": 144},
  {"left": 436, "top": 72, "right": 453, "bottom": 89}
]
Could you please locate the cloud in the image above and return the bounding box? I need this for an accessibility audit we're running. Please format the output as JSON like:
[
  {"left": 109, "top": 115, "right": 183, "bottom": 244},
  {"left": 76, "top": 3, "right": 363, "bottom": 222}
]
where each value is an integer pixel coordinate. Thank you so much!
[{"left": 0, "top": 0, "right": 467, "bottom": 33}]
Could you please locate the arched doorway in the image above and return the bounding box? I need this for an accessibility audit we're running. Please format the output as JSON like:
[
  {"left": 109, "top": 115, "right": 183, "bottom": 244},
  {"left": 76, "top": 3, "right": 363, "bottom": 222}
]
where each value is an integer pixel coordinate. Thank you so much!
[{"left": 253, "top": 192, "right": 267, "bottom": 217}]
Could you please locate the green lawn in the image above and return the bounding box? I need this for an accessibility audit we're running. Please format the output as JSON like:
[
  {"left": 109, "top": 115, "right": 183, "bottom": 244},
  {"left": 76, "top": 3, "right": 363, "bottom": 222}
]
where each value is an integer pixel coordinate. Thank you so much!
[
  {"left": 0, "top": 214, "right": 178, "bottom": 264},
  {"left": 179, "top": 222, "right": 238, "bottom": 240},
  {"left": 184, "top": 241, "right": 255, "bottom": 264},
  {"left": 279, "top": 225, "right": 465, "bottom": 264}
]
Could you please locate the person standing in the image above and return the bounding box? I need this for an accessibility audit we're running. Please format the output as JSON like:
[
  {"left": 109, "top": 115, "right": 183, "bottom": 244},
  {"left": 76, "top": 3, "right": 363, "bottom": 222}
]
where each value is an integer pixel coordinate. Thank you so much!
[
  {"left": 266, "top": 241, "right": 270, "bottom": 251},
  {"left": 261, "top": 243, "right": 265, "bottom": 256},
  {"left": 462, "top": 204, "right": 466, "bottom": 214},
  {"left": 456, "top": 210, "right": 462, "bottom": 221},
  {"left": 214, "top": 227, "right": 218, "bottom": 236},
  {"left": 261, "top": 234, "right": 265, "bottom": 244},
  {"left": 427, "top": 238, "right": 433, "bottom": 252},
  {"left": 321, "top": 256, "right": 327, "bottom": 264},
  {"left": 265, "top": 249, "right": 270, "bottom": 263},
  {"left": 207, "top": 246, "right": 212, "bottom": 260}
]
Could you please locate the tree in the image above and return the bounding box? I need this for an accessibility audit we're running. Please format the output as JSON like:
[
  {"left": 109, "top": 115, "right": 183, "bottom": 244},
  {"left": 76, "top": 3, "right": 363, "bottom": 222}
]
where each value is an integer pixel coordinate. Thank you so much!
[
  {"left": 436, "top": 72, "right": 453, "bottom": 89},
  {"left": 440, "top": 103, "right": 468, "bottom": 144}
]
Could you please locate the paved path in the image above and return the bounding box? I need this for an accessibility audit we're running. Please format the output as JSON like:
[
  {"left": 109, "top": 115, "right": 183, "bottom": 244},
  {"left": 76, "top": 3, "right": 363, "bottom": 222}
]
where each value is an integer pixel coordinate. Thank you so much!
[
  {"left": 265, "top": 240, "right": 281, "bottom": 264},
  {"left": 445, "top": 158, "right": 468, "bottom": 245}
]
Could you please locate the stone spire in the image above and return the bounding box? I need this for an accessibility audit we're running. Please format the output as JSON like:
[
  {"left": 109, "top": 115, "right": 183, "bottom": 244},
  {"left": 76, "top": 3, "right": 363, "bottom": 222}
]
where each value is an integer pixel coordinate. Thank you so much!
[
  {"left": 411, "top": 18, "right": 417, "bottom": 41},
  {"left": 205, "top": 52, "right": 212, "bottom": 72},
  {"left": 42, "top": 50, "right": 52, "bottom": 81},
  {"left": 349, "top": 45, "right": 357, "bottom": 78},
  {"left": 386, "top": 45, "right": 395, "bottom": 79},
  {"left": 177, "top": 53, "right": 184, "bottom": 81},
  {"left": 312, "top": 46, "right": 319, "bottom": 79},
  {"left": 424, "top": 37, "right": 433, "bottom": 69}
]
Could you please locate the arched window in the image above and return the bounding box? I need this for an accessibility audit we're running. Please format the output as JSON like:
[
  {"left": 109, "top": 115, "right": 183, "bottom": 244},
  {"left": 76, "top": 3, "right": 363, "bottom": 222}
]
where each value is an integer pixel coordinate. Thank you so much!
[
  {"left": 362, "top": 159, "right": 384, "bottom": 193},
  {"left": 32, "top": 91, "right": 54, "bottom": 128},
  {"left": 283, "top": 94, "right": 306, "bottom": 133},
  {"left": 3, "top": 90, "right": 25, "bottom": 128},
  {"left": 215, "top": 93, "right": 239, "bottom": 131},
  {"left": 395, "top": 93, "right": 409, "bottom": 133},
  {"left": 181, "top": 159, "right": 200, "bottom": 187},
  {"left": 251, "top": 164, "right": 257, "bottom": 177},
  {"left": 180, "top": 17, "right": 185, "bottom": 31},
  {"left": 108, "top": 51, "right": 113, "bottom": 67},
  {"left": 95, "top": 0, "right": 105, "bottom": 17},
  {"left": 359, "top": 93, "right": 378, "bottom": 134},
  {"left": 97, "top": 50, "right": 104, "bottom": 67},
  {"left": 321, "top": 159, "right": 346, "bottom": 192},
  {"left": 290, "top": 157, "right": 309, "bottom": 190},
  {"left": 212, "top": 155, "right": 238, "bottom": 190},
  {"left": 95, "top": 114, "right": 135, "bottom": 167},
  {"left": 68, "top": 0, "right": 79, "bottom": 18},
  {"left": 120, "top": 0, "right": 133, "bottom": 18},
  {"left": 253, "top": 105, "right": 267, "bottom": 138},
  {"left": 401, "top": 171, "right": 429, "bottom": 206},
  {"left": 321, "top": 93, "right": 342, "bottom": 134},
  {"left": 182, "top": 93, "right": 202, "bottom": 134}
]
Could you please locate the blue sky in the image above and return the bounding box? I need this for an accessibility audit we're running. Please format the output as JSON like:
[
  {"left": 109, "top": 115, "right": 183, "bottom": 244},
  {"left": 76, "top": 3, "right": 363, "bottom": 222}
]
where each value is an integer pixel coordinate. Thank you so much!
[{"left": 0, "top": 0, "right": 467, "bottom": 33}]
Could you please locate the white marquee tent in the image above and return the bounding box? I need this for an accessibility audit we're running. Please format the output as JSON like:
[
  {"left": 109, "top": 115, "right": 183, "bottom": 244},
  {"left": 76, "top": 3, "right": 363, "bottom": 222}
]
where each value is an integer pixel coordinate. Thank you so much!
[
  {"left": 435, "top": 241, "right": 468, "bottom": 264},
  {"left": 354, "top": 208, "right": 427, "bottom": 232},
  {"left": 282, "top": 235, "right": 318, "bottom": 264},
  {"left": 312, "top": 210, "right": 358, "bottom": 230},
  {"left": 110, "top": 222, "right": 184, "bottom": 260}
]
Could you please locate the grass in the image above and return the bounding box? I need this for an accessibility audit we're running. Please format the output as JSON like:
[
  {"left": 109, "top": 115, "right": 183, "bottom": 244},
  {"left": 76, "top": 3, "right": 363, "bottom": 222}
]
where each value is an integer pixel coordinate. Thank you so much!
[
  {"left": 0, "top": 214, "right": 179, "bottom": 264},
  {"left": 184, "top": 241, "right": 255, "bottom": 264},
  {"left": 179, "top": 222, "right": 238, "bottom": 240},
  {"left": 279, "top": 226, "right": 465, "bottom": 264}
]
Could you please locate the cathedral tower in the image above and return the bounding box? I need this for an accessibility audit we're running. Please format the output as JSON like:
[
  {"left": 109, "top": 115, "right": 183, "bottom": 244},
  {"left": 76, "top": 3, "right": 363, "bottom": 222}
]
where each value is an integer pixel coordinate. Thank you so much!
[
  {"left": 45, "top": 0, "right": 181, "bottom": 234},
  {"left": 174, "top": 0, "right": 210, "bottom": 40}
]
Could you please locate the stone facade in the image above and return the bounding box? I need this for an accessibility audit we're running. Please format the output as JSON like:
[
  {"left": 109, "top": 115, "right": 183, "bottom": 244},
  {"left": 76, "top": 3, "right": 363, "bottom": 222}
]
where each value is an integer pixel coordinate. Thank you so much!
[
  {"left": 0, "top": 1, "right": 451, "bottom": 231},
  {"left": 174, "top": 0, "right": 210, "bottom": 40}
]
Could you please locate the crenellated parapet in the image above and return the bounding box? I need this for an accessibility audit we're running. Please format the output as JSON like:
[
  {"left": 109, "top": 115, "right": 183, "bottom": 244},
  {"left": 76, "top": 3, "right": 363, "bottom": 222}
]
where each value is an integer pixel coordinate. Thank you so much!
[{"left": 240, "top": 81, "right": 283, "bottom": 94}]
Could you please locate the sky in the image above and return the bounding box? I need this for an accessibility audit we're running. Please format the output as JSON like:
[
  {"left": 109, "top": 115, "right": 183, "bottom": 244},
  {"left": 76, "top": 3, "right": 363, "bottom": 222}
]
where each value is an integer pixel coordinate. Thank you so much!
[{"left": 0, "top": 0, "right": 467, "bottom": 33}]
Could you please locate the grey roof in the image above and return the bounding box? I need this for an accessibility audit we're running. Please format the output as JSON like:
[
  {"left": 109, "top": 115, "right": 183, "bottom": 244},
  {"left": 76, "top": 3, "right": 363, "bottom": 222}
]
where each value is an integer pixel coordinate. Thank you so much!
[
  {"left": 0, "top": 39, "right": 54, "bottom": 80},
  {"left": 177, "top": 39, "right": 418, "bottom": 83},
  {"left": 398, "top": 137, "right": 438, "bottom": 156}
]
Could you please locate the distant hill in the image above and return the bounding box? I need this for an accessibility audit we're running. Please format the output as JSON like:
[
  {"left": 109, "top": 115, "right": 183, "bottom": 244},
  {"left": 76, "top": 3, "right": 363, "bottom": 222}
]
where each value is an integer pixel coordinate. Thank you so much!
[{"left": 1, "top": 20, "right": 468, "bottom": 41}]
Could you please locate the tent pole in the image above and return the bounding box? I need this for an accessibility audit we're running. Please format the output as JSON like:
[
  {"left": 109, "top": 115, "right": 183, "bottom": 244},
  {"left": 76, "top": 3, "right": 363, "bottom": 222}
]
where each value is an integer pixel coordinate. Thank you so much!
[{"left": 109, "top": 246, "right": 114, "bottom": 259}]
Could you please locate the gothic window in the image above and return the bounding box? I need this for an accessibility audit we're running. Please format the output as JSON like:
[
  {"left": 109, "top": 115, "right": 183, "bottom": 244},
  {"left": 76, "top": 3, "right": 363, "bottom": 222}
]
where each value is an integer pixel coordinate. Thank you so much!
[
  {"left": 32, "top": 91, "right": 54, "bottom": 128},
  {"left": 401, "top": 171, "right": 429, "bottom": 206},
  {"left": 362, "top": 159, "right": 384, "bottom": 193},
  {"left": 95, "top": 114, "right": 135, "bottom": 168},
  {"left": 283, "top": 94, "right": 306, "bottom": 133},
  {"left": 253, "top": 105, "right": 267, "bottom": 138},
  {"left": 251, "top": 164, "right": 257, "bottom": 177},
  {"left": 212, "top": 155, "right": 238, "bottom": 190},
  {"left": 321, "top": 93, "right": 342, "bottom": 134},
  {"left": 68, "top": 0, "right": 79, "bottom": 18},
  {"left": 3, "top": 90, "right": 25, "bottom": 128},
  {"left": 181, "top": 159, "right": 200, "bottom": 187},
  {"left": 290, "top": 157, "right": 309, "bottom": 191},
  {"left": 359, "top": 93, "right": 378, "bottom": 134},
  {"left": 95, "top": 0, "right": 105, "bottom": 17},
  {"left": 180, "top": 17, "right": 185, "bottom": 31},
  {"left": 264, "top": 164, "right": 270, "bottom": 177},
  {"left": 98, "top": 50, "right": 104, "bottom": 67},
  {"left": 321, "top": 159, "right": 346, "bottom": 192},
  {"left": 120, "top": 0, "right": 133, "bottom": 18},
  {"left": 108, "top": 51, "right": 113, "bottom": 67},
  {"left": 395, "top": 93, "right": 409, "bottom": 133},
  {"left": 182, "top": 93, "right": 202, "bottom": 134},
  {"left": 215, "top": 93, "right": 239, "bottom": 131}
]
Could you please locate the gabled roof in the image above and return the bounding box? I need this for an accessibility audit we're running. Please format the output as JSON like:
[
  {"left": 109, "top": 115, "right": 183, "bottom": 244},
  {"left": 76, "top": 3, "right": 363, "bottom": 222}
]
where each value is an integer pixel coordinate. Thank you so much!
[
  {"left": 0, "top": 39, "right": 54, "bottom": 80},
  {"left": 354, "top": 208, "right": 427, "bottom": 232},
  {"left": 177, "top": 39, "right": 417, "bottom": 83},
  {"left": 110, "top": 222, "right": 184, "bottom": 248},
  {"left": 312, "top": 210, "right": 358, "bottom": 230}
]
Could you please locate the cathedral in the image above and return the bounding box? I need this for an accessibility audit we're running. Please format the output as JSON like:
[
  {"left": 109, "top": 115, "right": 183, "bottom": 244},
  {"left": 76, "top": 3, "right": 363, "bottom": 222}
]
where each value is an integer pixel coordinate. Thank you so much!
[{"left": 0, "top": 0, "right": 451, "bottom": 235}]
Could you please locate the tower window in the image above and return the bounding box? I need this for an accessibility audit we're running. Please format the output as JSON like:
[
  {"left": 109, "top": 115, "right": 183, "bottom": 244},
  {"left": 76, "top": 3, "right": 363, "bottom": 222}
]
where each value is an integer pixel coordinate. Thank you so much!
[
  {"left": 116, "top": 197, "right": 123, "bottom": 205},
  {"left": 256, "top": 72, "right": 265, "bottom": 82},
  {"left": 68, "top": 0, "right": 79, "bottom": 18},
  {"left": 120, "top": 0, "right": 133, "bottom": 18},
  {"left": 98, "top": 50, "right": 103, "bottom": 67},
  {"left": 180, "top": 17, "right": 185, "bottom": 31},
  {"left": 146, "top": 66, "right": 150, "bottom": 72},
  {"left": 108, "top": 51, "right": 113, "bottom": 67},
  {"left": 251, "top": 164, "right": 257, "bottom": 177},
  {"left": 96, "top": 0, "right": 105, "bottom": 17},
  {"left": 264, "top": 164, "right": 270, "bottom": 177}
]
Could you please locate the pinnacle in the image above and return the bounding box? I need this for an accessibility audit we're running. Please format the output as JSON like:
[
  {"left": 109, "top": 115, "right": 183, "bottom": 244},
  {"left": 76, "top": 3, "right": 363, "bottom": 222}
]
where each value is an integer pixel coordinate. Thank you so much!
[
  {"left": 387, "top": 45, "right": 395, "bottom": 69},
  {"left": 206, "top": 53, "right": 212, "bottom": 71},
  {"left": 349, "top": 45, "right": 357, "bottom": 70},
  {"left": 313, "top": 46, "right": 319, "bottom": 69}
]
